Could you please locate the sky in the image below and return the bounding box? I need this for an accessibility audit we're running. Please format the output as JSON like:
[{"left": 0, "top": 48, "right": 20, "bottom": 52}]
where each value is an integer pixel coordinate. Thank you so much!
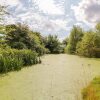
[{"left": 0, "top": 0, "right": 100, "bottom": 40}]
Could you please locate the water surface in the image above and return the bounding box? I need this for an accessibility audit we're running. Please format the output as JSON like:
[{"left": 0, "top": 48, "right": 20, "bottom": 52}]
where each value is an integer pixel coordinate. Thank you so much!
[{"left": 0, "top": 54, "right": 100, "bottom": 100}]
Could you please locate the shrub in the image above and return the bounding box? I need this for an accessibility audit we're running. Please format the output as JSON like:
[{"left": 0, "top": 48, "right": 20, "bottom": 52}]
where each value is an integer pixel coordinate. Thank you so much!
[
  {"left": 0, "top": 49, "right": 39, "bottom": 73},
  {"left": 17, "top": 50, "right": 39, "bottom": 66},
  {"left": 35, "top": 45, "right": 48, "bottom": 56},
  {"left": 0, "top": 55, "right": 23, "bottom": 73},
  {"left": 11, "top": 42, "right": 27, "bottom": 49}
]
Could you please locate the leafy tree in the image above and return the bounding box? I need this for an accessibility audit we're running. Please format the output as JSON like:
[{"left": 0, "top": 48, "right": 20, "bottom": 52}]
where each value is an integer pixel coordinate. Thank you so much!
[
  {"left": 45, "top": 35, "right": 61, "bottom": 54},
  {"left": 76, "top": 30, "right": 100, "bottom": 57},
  {"left": 5, "top": 24, "right": 31, "bottom": 49},
  {"left": 5, "top": 23, "right": 47, "bottom": 55},
  {"left": 62, "top": 37, "right": 69, "bottom": 45},
  {"left": 29, "top": 31, "right": 47, "bottom": 55},
  {"left": 65, "top": 26, "right": 83, "bottom": 54}
]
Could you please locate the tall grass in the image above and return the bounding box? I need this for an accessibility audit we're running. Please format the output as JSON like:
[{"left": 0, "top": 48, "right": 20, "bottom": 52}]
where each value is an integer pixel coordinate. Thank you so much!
[
  {"left": 82, "top": 77, "right": 100, "bottom": 100},
  {"left": 0, "top": 49, "right": 40, "bottom": 73}
]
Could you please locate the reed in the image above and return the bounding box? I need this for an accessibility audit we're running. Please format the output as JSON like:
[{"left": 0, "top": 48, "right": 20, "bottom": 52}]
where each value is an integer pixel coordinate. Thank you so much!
[{"left": 0, "top": 49, "right": 40, "bottom": 73}]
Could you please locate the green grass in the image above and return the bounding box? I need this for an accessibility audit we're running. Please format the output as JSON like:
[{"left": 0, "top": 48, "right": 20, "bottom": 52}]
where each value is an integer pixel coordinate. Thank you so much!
[{"left": 82, "top": 77, "right": 100, "bottom": 100}]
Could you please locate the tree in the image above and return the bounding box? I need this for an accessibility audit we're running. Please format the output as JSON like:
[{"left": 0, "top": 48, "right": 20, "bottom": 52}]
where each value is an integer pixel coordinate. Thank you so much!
[
  {"left": 65, "top": 26, "right": 83, "bottom": 54},
  {"left": 62, "top": 37, "right": 69, "bottom": 45},
  {"left": 76, "top": 30, "right": 100, "bottom": 57},
  {"left": 5, "top": 24, "right": 31, "bottom": 49},
  {"left": 45, "top": 35, "right": 61, "bottom": 54},
  {"left": 29, "top": 31, "right": 47, "bottom": 55},
  {"left": 5, "top": 23, "right": 47, "bottom": 55}
]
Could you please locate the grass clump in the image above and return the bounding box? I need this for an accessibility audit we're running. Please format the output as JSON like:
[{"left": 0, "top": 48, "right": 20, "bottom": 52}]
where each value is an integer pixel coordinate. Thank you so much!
[
  {"left": 82, "top": 77, "right": 100, "bottom": 100},
  {"left": 0, "top": 49, "right": 39, "bottom": 73}
]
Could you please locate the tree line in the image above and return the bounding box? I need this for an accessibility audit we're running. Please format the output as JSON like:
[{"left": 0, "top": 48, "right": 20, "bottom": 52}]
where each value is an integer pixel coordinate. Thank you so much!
[
  {"left": 0, "top": 5, "right": 63, "bottom": 73},
  {"left": 0, "top": 5, "right": 100, "bottom": 73},
  {"left": 64, "top": 24, "right": 100, "bottom": 58},
  {"left": 0, "top": 22, "right": 63, "bottom": 73}
]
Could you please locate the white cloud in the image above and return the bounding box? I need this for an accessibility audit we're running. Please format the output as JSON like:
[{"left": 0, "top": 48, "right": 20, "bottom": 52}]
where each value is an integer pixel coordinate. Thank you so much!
[
  {"left": 0, "top": 0, "right": 20, "bottom": 6},
  {"left": 17, "top": 12, "right": 69, "bottom": 36},
  {"left": 71, "top": 0, "right": 100, "bottom": 27},
  {"left": 74, "top": 22, "right": 83, "bottom": 26},
  {"left": 50, "top": 19, "right": 67, "bottom": 30},
  {"left": 33, "top": 0, "right": 64, "bottom": 15},
  {"left": 0, "top": 0, "right": 70, "bottom": 38}
]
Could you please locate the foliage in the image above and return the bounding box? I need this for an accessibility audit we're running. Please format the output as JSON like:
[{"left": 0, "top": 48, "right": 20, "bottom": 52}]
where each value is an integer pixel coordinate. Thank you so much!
[
  {"left": 0, "top": 49, "right": 39, "bottom": 73},
  {"left": 45, "top": 35, "right": 62, "bottom": 54},
  {"left": 29, "top": 31, "right": 47, "bottom": 55},
  {"left": 5, "top": 24, "right": 31, "bottom": 49},
  {"left": 82, "top": 77, "right": 100, "bottom": 100},
  {"left": 96, "top": 22, "right": 100, "bottom": 32},
  {"left": 64, "top": 23, "right": 100, "bottom": 58},
  {"left": 76, "top": 31, "right": 100, "bottom": 57},
  {"left": 5, "top": 24, "right": 47, "bottom": 55},
  {"left": 65, "top": 26, "right": 83, "bottom": 54},
  {"left": 64, "top": 44, "right": 73, "bottom": 54},
  {"left": 0, "top": 55, "right": 23, "bottom": 73},
  {"left": 62, "top": 37, "right": 69, "bottom": 45},
  {"left": 63, "top": 37, "right": 69, "bottom": 53}
]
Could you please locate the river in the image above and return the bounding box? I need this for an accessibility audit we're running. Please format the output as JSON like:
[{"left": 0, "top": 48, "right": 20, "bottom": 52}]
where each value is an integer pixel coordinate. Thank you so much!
[{"left": 0, "top": 54, "right": 100, "bottom": 100}]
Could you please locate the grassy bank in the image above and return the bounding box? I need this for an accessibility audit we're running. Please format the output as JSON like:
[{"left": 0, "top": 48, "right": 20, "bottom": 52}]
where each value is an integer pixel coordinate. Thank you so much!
[
  {"left": 0, "top": 49, "right": 40, "bottom": 73},
  {"left": 82, "top": 77, "right": 100, "bottom": 100}
]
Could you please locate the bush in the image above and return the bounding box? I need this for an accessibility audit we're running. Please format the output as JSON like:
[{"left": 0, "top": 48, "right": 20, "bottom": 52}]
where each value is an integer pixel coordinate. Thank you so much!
[
  {"left": 11, "top": 42, "right": 27, "bottom": 49},
  {"left": 0, "top": 55, "right": 23, "bottom": 73},
  {"left": 35, "top": 45, "right": 48, "bottom": 56},
  {"left": 16, "top": 50, "right": 39, "bottom": 66},
  {"left": 0, "top": 49, "right": 39, "bottom": 73}
]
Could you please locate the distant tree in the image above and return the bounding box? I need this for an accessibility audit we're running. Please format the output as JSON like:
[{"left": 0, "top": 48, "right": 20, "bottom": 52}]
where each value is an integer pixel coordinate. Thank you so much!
[
  {"left": 95, "top": 22, "right": 100, "bottom": 32},
  {"left": 62, "top": 38, "right": 68, "bottom": 53},
  {"left": 62, "top": 37, "right": 69, "bottom": 45},
  {"left": 45, "top": 35, "right": 61, "bottom": 54},
  {"left": 65, "top": 26, "right": 83, "bottom": 54}
]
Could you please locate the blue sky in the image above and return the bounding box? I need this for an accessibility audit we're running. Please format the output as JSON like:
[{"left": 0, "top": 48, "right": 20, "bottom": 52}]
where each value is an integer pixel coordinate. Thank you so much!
[{"left": 0, "top": 0, "right": 100, "bottom": 40}]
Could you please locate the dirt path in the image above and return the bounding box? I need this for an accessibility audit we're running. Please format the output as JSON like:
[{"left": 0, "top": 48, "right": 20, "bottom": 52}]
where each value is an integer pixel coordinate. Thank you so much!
[{"left": 0, "top": 54, "right": 100, "bottom": 100}]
